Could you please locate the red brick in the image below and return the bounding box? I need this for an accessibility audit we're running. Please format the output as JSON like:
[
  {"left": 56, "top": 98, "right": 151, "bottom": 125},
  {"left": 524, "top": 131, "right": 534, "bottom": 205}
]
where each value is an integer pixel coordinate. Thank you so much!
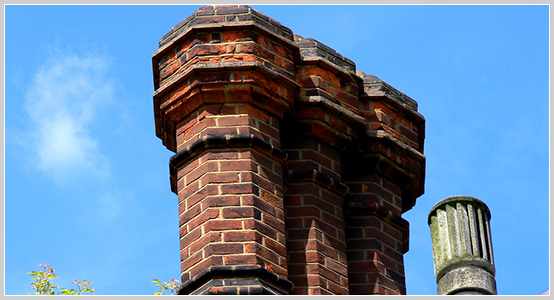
[
  {"left": 243, "top": 71, "right": 270, "bottom": 91},
  {"left": 367, "top": 272, "right": 401, "bottom": 294},
  {"left": 176, "top": 33, "right": 210, "bottom": 56},
  {"left": 327, "top": 278, "right": 349, "bottom": 295},
  {"left": 200, "top": 127, "right": 240, "bottom": 139},
  {"left": 284, "top": 195, "right": 302, "bottom": 207},
  {"left": 178, "top": 180, "right": 199, "bottom": 203},
  {"left": 188, "top": 208, "right": 219, "bottom": 229},
  {"left": 216, "top": 115, "right": 253, "bottom": 127},
  {"left": 287, "top": 228, "right": 310, "bottom": 241},
  {"left": 184, "top": 117, "right": 216, "bottom": 142},
  {"left": 305, "top": 251, "right": 325, "bottom": 264},
  {"left": 348, "top": 238, "right": 382, "bottom": 251},
  {"left": 236, "top": 104, "right": 272, "bottom": 123},
  {"left": 364, "top": 228, "right": 396, "bottom": 249},
  {"left": 242, "top": 195, "right": 276, "bottom": 216},
  {"left": 286, "top": 183, "right": 322, "bottom": 197},
  {"left": 245, "top": 243, "right": 279, "bottom": 264},
  {"left": 224, "top": 253, "right": 262, "bottom": 265},
  {"left": 204, "top": 219, "right": 243, "bottom": 232},
  {"left": 222, "top": 206, "right": 261, "bottom": 219},
  {"left": 181, "top": 251, "right": 203, "bottom": 272},
  {"left": 287, "top": 251, "right": 307, "bottom": 264},
  {"left": 219, "top": 160, "right": 257, "bottom": 172},
  {"left": 367, "top": 251, "right": 398, "bottom": 271},
  {"left": 225, "top": 55, "right": 262, "bottom": 65},
  {"left": 177, "top": 113, "right": 197, "bottom": 140},
  {"left": 204, "top": 242, "right": 244, "bottom": 256},
  {"left": 301, "top": 149, "right": 333, "bottom": 170},
  {"left": 160, "top": 59, "right": 180, "bottom": 82},
  {"left": 264, "top": 236, "right": 287, "bottom": 257},
  {"left": 243, "top": 219, "right": 278, "bottom": 240},
  {"left": 176, "top": 157, "right": 200, "bottom": 180},
  {"left": 201, "top": 150, "right": 239, "bottom": 162},
  {"left": 258, "top": 188, "right": 282, "bottom": 207},
  {"left": 179, "top": 203, "right": 202, "bottom": 227},
  {"left": 241, "top": 171, "right": 273, "bottom": 192},
  {"left": 222, "top": 31, "right": 261, "bottom": 43},
  {"left": 346, "top": 215, "right": 382, "bottom": 228},
  {"left": 350, "top": 261, "right": 384, "bottom": 273},
  {"left": 180, "top": 248, "right": 189, "bottom": 262},
  {"left": 324, "top": 257, "right": 348, "bottom": 276},
  {"left": 257, "top": 166, "right": 283, "bottom": 188},
  {"left": 257, "top": 120, "right": 280, "bottom": 140},
  {"left": 185, "top": 184, "right": 218, "bottom": 209},
  {"left": 169, "top": 82, "right": 192, "bottom": 104},
  {"left": 286, "top": 205, "right": 322, "bottom": 218},
  {"left": 303, "top": 66, "right": 340, "bottom": 87},
  {"left": 296, "top": 106, "right": 326, "bottom": 122},
  {"left": 312, "top": 263, "right": 342, "bottom": 284},
  {"left": 179, "top": 222, "right": 188, "bottom": 238},
  {"left": 236, "top": 126, "right": 265, "bottom": 143},
  {"left": 220, "top": 183, "right": 259, "bottom": 195},
  {"left": 201, "top": 172, "right": 239, "bottom": 185},
  {"left": 398, "top": 123, "right": 419, "bottom": 144},
  {"left": 335, "top": 88, "right": 359, "bottom": 109},
  {"left": 189, "top": 231, "right": 222, "bottom": 253},
  {"left": 197, "top": 73, "right": 230, "bottom": 87},
  {"left": 159, "top": 50, "right": 176, "bottom": 70},
  {"left": 261, "top": 212, "right": 285, "bottom": 233},
  {"left": 202, "top": 195, "right": 240, "bottom": 209},
  {"left": 238, "top": 42, "right": 275, "bottom": 61},
  {"left": 187, "top": 44, "right": 226, "bottom": 59},
  {"left": 382, "top": 222, "right": 403, "bottom": 241},
  {"left": 316, "top": 240, "right": 341, "bottom": 260},
  {"left": 306, "top": 274, "right": 323, "bottom": 288},
  {"left": 373, "top": 101, "right": 401, "bottom": 120},
  {"left": 188, "top": 256, "right": 224, "bottom": 280},
  {"left": 180, "top": 226, "right": 202, "bottom": 249},
  {"left": 224, "top": 230, "right": 261, "bottom": 243},
  {"left": 269, "top": 42, "right": 289, "bottom": 60}
]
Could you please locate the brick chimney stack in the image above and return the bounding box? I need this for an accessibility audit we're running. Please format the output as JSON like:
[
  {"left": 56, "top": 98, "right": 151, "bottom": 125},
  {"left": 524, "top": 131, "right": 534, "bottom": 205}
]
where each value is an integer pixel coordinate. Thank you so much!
[{"left": 152, "top": 5, "right": 425, "bottom": 295}]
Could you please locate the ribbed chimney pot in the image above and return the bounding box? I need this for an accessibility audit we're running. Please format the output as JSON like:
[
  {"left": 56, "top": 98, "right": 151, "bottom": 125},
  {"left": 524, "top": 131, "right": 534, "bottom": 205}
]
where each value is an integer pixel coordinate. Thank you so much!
[{"left": 428, "top": 196, "right": 497, "bottom": 295}]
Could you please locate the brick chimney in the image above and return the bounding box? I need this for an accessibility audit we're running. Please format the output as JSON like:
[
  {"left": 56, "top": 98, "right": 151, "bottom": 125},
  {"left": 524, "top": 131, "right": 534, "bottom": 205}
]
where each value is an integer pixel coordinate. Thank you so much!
[{"left": 152, "top": 5, "right": 425, "bottom": 295}]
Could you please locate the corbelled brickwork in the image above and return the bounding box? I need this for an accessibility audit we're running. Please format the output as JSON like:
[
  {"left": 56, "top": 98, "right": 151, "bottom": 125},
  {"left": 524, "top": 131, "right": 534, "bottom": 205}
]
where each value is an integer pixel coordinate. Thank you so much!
[{"left": 152, "top": 5, "right": 425, "bottom": 295}]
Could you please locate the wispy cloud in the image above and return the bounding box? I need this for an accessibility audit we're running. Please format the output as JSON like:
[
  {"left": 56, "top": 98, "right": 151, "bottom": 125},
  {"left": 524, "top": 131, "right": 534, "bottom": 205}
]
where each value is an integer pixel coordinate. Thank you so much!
[{"left": 23, "top": 49, "right": 115, "bottom": 185}]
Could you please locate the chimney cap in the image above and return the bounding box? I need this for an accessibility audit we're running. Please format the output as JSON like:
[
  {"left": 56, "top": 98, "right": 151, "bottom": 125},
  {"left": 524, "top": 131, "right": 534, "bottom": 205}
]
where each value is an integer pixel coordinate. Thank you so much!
[{"left": 428, "top": 195, "right": 491, "bottom": 225}]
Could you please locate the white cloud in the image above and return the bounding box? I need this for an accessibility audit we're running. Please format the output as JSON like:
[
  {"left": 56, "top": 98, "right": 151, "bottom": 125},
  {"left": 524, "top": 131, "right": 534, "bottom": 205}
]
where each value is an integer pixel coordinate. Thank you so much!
[{"left": 23, "top": 50, "right": 115, "bottom": 185}]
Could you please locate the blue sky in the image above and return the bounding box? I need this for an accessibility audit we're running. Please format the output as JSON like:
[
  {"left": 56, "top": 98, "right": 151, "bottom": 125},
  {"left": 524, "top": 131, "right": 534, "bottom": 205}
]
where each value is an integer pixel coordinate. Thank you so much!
[{"left": 4, "top": 5, "right": 549, "bottom": 295}]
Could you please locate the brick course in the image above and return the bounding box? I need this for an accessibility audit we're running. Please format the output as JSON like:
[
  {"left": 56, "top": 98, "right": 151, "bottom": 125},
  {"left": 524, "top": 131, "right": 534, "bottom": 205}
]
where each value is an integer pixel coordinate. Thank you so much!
[{"left": 153, "top": 5, "right": 425, "bottom": 295}]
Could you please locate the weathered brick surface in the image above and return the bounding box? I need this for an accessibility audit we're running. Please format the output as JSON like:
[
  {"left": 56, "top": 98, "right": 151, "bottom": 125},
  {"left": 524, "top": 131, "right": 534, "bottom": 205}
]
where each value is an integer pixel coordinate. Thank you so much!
[
  {"left": 153, "top": 5, "right": 425, "bottom": 295},
  {"left": 283, "top": 172, "right": 349, "bottom": 294}
]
